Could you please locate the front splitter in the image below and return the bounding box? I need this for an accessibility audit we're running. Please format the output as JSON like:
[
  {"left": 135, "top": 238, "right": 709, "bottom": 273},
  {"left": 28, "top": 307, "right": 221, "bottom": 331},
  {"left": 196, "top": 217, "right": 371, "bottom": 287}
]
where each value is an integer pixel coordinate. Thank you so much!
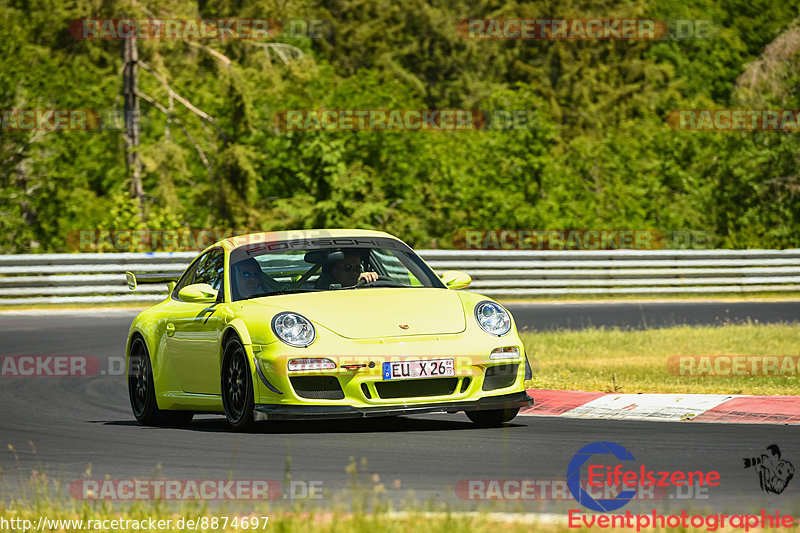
[{"left": 253, "top": 391, "right": 533, "bottom": 421}]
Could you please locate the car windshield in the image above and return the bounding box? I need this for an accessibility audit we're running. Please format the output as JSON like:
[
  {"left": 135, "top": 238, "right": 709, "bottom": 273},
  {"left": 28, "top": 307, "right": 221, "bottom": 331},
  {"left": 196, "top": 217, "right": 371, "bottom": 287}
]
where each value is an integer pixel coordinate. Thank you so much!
[{"left": 229, "top": 237, "right": 446, "bottom": 301}]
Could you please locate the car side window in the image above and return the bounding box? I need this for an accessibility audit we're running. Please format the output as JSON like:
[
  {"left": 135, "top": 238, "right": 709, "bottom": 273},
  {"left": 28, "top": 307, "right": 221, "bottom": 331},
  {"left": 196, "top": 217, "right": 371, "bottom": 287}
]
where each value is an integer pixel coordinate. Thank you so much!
[
  {"left": 172, "top": 251, "right": 208, "bottom": 300},
  {"left": 193, "top": 248, "right": 224, "bottom": 292}
]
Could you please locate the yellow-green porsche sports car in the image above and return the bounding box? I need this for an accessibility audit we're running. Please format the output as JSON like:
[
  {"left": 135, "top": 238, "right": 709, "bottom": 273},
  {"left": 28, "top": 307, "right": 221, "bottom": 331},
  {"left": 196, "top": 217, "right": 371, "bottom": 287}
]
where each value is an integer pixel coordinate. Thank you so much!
[{"left": 125, "top": 229, "right": 533, "bottom": 430}]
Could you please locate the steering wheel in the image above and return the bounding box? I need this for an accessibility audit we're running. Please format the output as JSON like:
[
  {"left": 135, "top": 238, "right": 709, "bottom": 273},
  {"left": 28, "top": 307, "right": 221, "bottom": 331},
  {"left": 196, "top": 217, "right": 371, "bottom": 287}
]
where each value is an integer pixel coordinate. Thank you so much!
[{"left": 356, "top": 275, "right": 404, "bottom": 287}]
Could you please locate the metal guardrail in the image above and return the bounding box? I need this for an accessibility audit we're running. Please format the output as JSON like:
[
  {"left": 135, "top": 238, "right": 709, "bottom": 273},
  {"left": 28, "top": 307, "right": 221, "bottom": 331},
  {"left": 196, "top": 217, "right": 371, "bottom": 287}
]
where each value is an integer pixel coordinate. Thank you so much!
[{"left": 1, "top": 249, "right": 799, "bottom": 305}]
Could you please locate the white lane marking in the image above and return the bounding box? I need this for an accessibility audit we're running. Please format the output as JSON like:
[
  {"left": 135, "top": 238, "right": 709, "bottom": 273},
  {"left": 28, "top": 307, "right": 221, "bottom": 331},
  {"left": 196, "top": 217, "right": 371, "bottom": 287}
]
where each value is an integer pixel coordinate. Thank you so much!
[{"left": 560, "top": 393, "right": 737, "bottom": 422}]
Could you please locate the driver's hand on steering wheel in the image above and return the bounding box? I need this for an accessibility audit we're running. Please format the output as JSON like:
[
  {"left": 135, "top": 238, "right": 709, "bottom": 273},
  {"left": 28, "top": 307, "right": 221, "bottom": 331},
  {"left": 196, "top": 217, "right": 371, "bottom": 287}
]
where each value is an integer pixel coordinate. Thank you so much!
[{"left": 358, "top": 271, "right": 378, "bottom": 284}]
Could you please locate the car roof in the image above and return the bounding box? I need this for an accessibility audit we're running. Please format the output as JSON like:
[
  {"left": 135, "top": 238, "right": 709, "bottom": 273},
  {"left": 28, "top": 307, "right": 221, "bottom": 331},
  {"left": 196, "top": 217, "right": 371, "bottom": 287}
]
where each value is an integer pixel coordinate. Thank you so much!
[{"left": 214, "top": 229, "right": 401, "bottom": 252}]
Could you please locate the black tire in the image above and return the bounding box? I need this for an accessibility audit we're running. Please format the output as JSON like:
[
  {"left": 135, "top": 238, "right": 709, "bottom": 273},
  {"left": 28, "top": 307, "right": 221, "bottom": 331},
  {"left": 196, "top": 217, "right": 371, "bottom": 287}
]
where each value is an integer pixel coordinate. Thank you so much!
[
  {"left": 221, "top": 336, "right": 255, "bottom": 431},
  {"left": 465, "top": 407, "right": 520, "bottom": 427},
  {"left": 128, "top": 336, "right": 193, "bottom": 427}
]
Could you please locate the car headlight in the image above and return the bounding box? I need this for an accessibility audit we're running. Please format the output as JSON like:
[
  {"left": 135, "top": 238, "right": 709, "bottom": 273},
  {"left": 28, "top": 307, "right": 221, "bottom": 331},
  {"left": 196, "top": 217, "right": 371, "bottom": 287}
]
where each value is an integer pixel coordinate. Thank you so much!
[
  {"left": 271, "top": 312, "right": 316, "bottom": 347},
  {"left": 474, "top": 301, "right": 511, "bottom": 336}
]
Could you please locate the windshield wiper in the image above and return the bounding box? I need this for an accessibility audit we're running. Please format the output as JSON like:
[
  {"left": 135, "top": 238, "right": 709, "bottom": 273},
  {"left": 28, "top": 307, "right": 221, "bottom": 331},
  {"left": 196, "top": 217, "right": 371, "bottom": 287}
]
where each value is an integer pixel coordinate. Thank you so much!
[{"left": 245, "top": 288, "right": 323, "bottom": 299}]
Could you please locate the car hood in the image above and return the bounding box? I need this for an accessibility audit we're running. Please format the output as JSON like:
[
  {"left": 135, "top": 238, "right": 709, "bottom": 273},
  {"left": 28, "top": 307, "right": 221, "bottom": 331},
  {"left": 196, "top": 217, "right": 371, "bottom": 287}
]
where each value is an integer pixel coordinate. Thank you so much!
[{"left": 248, "top": 288, "right": 466, "bottom": 339}]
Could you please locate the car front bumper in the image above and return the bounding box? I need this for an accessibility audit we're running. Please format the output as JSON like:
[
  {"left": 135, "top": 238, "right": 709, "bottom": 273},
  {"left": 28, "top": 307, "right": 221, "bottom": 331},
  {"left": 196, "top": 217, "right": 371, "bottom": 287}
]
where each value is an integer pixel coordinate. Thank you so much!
[{"left": 253, "top": 391, "right": 533, "bottom": 421}]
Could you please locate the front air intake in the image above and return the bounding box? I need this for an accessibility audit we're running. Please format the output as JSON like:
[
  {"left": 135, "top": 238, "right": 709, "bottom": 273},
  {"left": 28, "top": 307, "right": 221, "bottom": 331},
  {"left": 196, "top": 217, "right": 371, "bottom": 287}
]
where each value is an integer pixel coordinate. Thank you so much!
[
  {"left": 290, "top": 376, "right": 345, "bottom": 400},
  {"left": 482, "top": 364, "right": 519, "bottom": 391}
]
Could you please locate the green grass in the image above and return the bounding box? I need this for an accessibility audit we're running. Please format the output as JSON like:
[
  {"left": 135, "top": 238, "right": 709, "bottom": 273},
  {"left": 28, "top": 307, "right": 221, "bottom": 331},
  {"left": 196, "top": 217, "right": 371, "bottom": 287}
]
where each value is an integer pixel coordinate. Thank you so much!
[{"left": 521, "top": 323, "right": 800, "bottom": 395}]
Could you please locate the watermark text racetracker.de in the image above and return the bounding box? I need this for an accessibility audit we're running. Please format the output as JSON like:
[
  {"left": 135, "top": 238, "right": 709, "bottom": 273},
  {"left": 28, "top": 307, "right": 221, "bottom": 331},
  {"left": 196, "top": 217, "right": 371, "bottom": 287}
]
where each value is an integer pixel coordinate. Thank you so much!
[
  {"left": 455, "top": 18, "right": 713, "bottom": 40},
  {"left": 668, "top": 109, "right": 800, "bottom": 131},
  {"left": 454, "top": 229, "right": 663, "bottom": 250},
  {"left": 1, "top": 356, "right": 115, "bottom": 377},
  {"left": 667, "top": 355, "right": 800, "bottom": 377},
  {"left": 453, "top": 229, "right": 712, "bottom": 250},
  {"left": 456, "top": 478, "right": 674, "bottom": 501},
  {"left": 0, "top": 109, "right": 123, "bottom": 131},
  {"left": 69, "top": 18, "right": 333, "bottom": 39},
  {"left": 66, "top": 228, "right": 270, "bottom": 252},
  {"left": 273, "top": 109, "right": 536, "bottom": 131},
  {"left": 68, "top": 479, "right": 322, "bottom": 501},
  {"left": 69, "top": 228, "right": 340, "bottom": 252},
  {"left": 1, "top": 109, "right": 152, "bottom": 132}
]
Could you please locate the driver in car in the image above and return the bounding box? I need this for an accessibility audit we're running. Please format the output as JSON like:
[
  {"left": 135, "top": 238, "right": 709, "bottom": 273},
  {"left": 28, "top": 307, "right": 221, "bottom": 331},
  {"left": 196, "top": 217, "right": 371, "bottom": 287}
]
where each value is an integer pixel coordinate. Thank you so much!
[
  {"left": 234, "top": 258, "right": 265, "bottom": 299},
  {"left": 331, "top": 251, "right": 378, "bottom": 287}
]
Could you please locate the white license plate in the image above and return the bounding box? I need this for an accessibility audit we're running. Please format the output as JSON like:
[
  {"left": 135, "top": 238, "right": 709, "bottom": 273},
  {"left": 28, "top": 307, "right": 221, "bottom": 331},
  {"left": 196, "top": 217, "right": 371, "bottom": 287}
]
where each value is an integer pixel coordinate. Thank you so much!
[{"left": 382, "top": 358, "right": 455, "bottom": 380}]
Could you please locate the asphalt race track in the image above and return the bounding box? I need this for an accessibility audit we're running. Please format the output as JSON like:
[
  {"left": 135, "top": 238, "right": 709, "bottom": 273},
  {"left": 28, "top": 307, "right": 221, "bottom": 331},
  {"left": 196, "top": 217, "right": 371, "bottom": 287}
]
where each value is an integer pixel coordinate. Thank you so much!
[{"left": 0, "top": 303, "right": 799, "bottom": 514}]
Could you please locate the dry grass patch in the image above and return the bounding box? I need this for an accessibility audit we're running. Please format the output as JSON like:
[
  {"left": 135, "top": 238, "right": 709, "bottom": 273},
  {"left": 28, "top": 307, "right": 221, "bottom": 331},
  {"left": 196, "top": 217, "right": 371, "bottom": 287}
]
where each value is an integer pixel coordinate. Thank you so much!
[{"left": 521, "top": 323, "right": 800, "bottom": 395}]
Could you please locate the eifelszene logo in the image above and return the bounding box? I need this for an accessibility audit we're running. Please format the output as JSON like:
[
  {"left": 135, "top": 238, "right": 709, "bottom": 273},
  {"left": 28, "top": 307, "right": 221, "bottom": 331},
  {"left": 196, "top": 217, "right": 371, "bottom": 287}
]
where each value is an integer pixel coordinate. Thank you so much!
[
  {"left": 568, "top": 442, "right": 637, "bottom": 512},
  {"left": 744, "top": 445, "right": 795, "bottom": 494},
  {"left": 567, "top": 441, "right": 721, "bottom": 512}
]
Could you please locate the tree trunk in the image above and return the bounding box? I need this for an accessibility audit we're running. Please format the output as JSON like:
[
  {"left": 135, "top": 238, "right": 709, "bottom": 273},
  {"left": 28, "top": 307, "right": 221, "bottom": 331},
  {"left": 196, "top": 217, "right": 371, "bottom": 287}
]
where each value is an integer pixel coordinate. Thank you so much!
[{"left": 123, "top": 34, "right": 144, "bottom": 218}]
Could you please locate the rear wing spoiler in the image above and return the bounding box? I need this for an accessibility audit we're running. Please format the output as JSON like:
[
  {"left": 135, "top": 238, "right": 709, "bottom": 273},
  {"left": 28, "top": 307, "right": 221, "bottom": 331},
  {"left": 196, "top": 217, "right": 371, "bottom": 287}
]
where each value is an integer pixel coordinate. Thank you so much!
[{"left": 126, "top": 271, "right": 182, "bottom": 291}]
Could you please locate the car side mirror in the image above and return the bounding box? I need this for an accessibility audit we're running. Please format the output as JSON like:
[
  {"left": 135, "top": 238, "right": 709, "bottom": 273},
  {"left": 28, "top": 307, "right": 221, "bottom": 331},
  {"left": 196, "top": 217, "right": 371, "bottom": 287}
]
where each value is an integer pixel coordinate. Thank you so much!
[
  {"left": 440, "top": 270, "right": 471, "bottom": 290},
  {"left": 178, "top": 283, "right": 218, "bottom": 303}
]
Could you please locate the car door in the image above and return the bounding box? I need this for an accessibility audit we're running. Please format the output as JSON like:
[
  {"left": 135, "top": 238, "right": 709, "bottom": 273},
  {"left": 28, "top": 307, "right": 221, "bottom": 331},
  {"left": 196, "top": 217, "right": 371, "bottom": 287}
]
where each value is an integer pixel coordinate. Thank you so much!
[{"left": 167, "top": 248, "right": 226, "bottom": 395}]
